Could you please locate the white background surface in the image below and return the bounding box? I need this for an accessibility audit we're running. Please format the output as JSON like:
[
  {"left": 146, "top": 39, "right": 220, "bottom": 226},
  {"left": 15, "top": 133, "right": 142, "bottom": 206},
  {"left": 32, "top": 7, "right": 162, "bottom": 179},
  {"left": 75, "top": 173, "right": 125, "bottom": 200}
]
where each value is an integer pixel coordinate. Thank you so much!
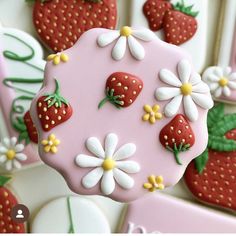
[{"left": 0, "top": 0, "right": 235, "bottom": 233}]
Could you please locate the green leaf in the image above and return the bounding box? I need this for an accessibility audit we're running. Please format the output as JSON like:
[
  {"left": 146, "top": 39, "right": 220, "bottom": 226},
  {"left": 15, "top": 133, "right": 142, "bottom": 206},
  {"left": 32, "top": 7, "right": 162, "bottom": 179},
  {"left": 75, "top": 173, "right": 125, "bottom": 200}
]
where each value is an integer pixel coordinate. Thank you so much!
[
  {"left": 194, "top": 149, "right": 209, "bottom": 174},
  {"left": 208, "top": 135, "right": 236, "bottom": 151},
  {"left": 207, "top": 103, "right": 224, "bottom": 130},
  {"left": 209, "top": 113, "right": 236, "bottom": 136},
  {"left": 12, "top": 121, "right": 27, "bottom": 132},
  {"left": 17, "top": 116, "right": 25, "bottom": 125},
  {"left": 172, "top": 0, "right": 199, "bottom": 17},
  {"left": 18, "top": 131, "right": 29, "bottom": 144},
  {"left": 0, "top": 176, "right": 11, "bottom": 187}
]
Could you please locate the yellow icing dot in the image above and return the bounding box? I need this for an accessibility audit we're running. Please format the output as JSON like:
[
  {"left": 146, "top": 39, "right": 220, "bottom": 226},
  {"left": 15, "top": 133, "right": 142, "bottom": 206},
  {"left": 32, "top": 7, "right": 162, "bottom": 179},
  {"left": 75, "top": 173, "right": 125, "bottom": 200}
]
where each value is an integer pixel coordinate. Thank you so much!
[
  {"left": 6, "top": 149, "right": 16, "bottom": 160},
  {"left": 102, "top": 158, "right": 116, "bottom": 171},
  {"left": 120, "top": 26, "right": 132, "bottom": 37},
  {"left": 41, "top": 134, "right": 60, "bottom": 154},
  {"left": 180, "top": 83, "right": 193, "bottom": 96},
  {"left": 142, "top": 104, "right": 162, "bottom": 124},
  {"left": 143, "top": 175, "right": 165, "bottom": 192},
  {"left": 218, "top": 77, "right": 228, "bottom": 87}
]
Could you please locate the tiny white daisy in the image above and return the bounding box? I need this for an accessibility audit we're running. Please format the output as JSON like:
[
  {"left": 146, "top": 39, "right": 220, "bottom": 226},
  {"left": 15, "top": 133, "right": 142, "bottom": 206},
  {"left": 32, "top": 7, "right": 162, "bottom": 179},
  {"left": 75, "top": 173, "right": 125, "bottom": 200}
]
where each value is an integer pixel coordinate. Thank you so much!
[
  {"left": 0, "top": 137, "right": 27, "bottom": 171},
  {"left": 97, "top": 26, "right": 156, "bottom": 61},
  {"left": 202, "top": 66, "right": 236, "bottom": 98},
  {"left": 155, "top": 59, "right": 213, "bottom": 122},
  {"left": 75, "top": 133, "right": 140, "bottom": 195}
]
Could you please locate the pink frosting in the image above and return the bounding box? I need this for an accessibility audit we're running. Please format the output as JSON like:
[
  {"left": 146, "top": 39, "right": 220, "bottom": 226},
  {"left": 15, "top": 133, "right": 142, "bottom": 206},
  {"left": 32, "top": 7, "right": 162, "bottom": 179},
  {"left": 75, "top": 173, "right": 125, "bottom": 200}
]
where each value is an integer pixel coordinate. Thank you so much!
[
  {"left": 30, "top": 28, "right": 209, "bottom": 202},
  {"left": 0, "top": 42, "right": 39, "bottom": 166},
  {"left": 120, "top": 193, "right": 236, "bottom": 233}
]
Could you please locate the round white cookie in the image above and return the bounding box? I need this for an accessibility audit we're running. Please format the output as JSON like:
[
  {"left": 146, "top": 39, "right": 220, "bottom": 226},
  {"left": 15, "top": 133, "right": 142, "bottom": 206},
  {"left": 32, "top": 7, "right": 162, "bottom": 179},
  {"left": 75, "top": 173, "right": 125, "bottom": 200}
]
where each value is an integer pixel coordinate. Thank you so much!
[{"left": 31, "top": 196, "right": 111, "bottom": 233}]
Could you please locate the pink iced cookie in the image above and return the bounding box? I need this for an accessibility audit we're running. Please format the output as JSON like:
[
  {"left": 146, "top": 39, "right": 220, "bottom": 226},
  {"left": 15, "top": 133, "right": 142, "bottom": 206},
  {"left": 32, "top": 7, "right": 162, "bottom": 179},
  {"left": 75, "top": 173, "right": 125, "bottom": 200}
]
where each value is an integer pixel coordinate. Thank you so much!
[
  {"left": 30, "top": 26, "right": 213, "bottom": 202},
  {"left": 0, "top": 26, "right": 45, "bottom": 172},
  {"left": 120, "top": 193, "right": 236, "bottom": 233},
  {"left": 202, "top": 0, "right": 236, "bottom": 104}
]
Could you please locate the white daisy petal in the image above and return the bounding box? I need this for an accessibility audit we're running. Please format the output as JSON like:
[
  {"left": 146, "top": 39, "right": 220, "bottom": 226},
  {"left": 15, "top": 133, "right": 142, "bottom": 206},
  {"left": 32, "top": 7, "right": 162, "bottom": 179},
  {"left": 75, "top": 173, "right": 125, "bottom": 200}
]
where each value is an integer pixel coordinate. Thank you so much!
[
  {"left": 128, "top": 35, "right": 145, "bottom": 60},
  {"left": 10, "top": 137, "right": 17, "bottom": 147},
  {"left": 5, "top": 160, "right": 12, "bottom": 171},
  {"left": 13, "top": 160, "right": 21, "bottom": 169},
  {"left": 192, "top": 82, "right": 210, "bottom": 93},
  {"left": 76, "top": 155, "right": 103, "bottom": 168},
  {"left": 189, "top": 73, "right": 201, "bottom": 85},
  {"left": 207, "top": 74, "right": 221, "bottom": 82},
  {"left": 209, "top": 83, "right": 219, "bottom": 91},
  {"left": 0, "top": 146, "right": 8, "bottom": 154},
  {"left": 112, "top": 36, "right": 127, "bottom": 60},
  {"left": 229, "top": 72, "right": 236, "bottom": 80},
  {"left": 228, "top": 81, "right": 236, "bottom": 89},
  {"left": 164, "top": 95, "right": 183, "bottom": 117},
  {"left": 159, "top": 69, "right": 182, "bottom": 87},
  {"left": 0, "top": 155, "right": 6, "bottom": 163},
  {"left": 15, "top": 153, "right": 27, "bottom": 161},
  {"left": 155, "top": 87, "right": 181, "bottom": 100},
  {"left": 105, "top": 133, "right": 118, "bottom": 158},
  {"left": 178, "top": 59, "right": 191, "bottom": 83},
  {"left": 214, "top": 87, "right": 222, "bottom": 97},
  {"left": 82, "top": 167, "right": 104, "bottom": 189},
  {"left": 86, "top": 137, "right": 105, "bottom": 159},
  {"left": 223, "top": 86, "right": 231, "bottom": 97},
  {"left": 223, "top": 67, "right": 232, "bottom": 76},
  {"left": 132, "top": 29, "right": 156, "bottom": 41},
  {"left": 113, "top": 143, "right": 136, "bottom": 161},
  {"left": 213, "top": 67, "right": 223, "bottom": 77},
  {"left": 101, "top": 170, "right": 115, "bottom": 195},
  {"left": 113, "top": 168, "right": 134, "bottom": 189},
  {"left": 115, "top": 161, "right": 140, "bottom": 173},
  {"left": 3, "top": 138, "right": 10, "bottom": 148},
  {"left": 14, "top": 144, "right": 24, "bottom": 153},
  {"left": 183, "top": 96, "right": 199, "bottom": 121},
  {"left": 191, "top": 93, "right": 213, "bottom": 109},
  {"left": 97, "top": 31, "right": 120, "bottom": 47}
]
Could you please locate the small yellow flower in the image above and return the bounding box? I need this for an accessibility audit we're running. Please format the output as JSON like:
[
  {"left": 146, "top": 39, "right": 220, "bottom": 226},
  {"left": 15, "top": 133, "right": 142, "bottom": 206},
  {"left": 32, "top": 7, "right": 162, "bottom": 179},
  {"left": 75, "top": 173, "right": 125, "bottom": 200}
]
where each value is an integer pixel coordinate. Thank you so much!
[
  {"left": 143, "top": 175, "right": 165, "bottom": 192},
  {"left": 142, "top": 104, "right": 163, "bottom": 124},
  {"left": 41, "top": 134, "right": 60, "bottom": 154},
  {"left": 47, "top": 53, "right": 69, "bottom": 65}
]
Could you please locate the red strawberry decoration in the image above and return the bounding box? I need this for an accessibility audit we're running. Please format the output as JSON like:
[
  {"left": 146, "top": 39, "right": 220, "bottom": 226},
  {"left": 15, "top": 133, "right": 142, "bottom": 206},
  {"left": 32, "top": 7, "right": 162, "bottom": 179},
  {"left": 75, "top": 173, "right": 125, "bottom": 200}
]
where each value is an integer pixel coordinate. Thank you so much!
[
  {"left": 163, "top": 1, "right": 198, "bottom": 45},
  {"left": 23, "top": 111, "right": 38, "bottom": 144},
  {"left": 37, "top": 79, "right": 73, "bottom": 131},
  {"left": 143, "top": 0, "right": 172, "bottom": 31},
  {"left": 27, "top": 0, "right": 117, "bottom": 52},
  {"left": 159, "top": 114, "right": 195, "bottom": 165},
  {"left": 0, "top": 176, "right": 25, "bottom": 233},
  {"left": 98, "top": 72, "right": 143, "bottom": 109},
  {"left": 185, "top": 103, "right": 236, "bottom": 212}
]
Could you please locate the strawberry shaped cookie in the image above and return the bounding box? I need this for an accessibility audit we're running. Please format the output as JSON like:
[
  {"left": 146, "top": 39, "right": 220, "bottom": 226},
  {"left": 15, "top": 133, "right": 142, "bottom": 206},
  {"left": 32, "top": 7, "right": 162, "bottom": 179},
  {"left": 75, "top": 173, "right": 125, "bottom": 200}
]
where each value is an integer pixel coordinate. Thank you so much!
[
  {"left": 30, "top": 27, "right": 213, "bottom": 202},
  {"left": 185, "top": 103, "right": 236, "bottom": 212},
  {"left": 28, "top": 0, "right": 117, "bottom": 52},
  {"left": 0, "top": 176, "right": 25, "bottom": 233}
]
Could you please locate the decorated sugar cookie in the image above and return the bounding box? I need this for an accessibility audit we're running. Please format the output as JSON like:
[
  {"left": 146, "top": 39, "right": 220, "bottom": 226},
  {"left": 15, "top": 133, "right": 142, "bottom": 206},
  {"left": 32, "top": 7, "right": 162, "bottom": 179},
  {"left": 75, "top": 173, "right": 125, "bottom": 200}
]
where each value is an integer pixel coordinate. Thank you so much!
[
  {"left": 27, "top": 0, "right": 117, "bottom": 52},
  {"left": 130, "top": 0, "right": 208, "bottom": 72},
  {"left": 31, "top": 196, "right": 110, "bottom": 233},
  {"left": 30, "top": 26, "right": 213, "bottom": 202},
  {"left": 0, "top": 26, "right": 46, "bottom": 171},
  {"left": 119, "top": 193, "right": 236, "bottom": 233},
  {"left": 185, "top": 103, "right": 236, "bottom": 212},
  {"left": 202, "top": 0, "right": 236, "bottom": 104},
  {"left": 0, "top": 176, "right": 25, "bottom": 233}
]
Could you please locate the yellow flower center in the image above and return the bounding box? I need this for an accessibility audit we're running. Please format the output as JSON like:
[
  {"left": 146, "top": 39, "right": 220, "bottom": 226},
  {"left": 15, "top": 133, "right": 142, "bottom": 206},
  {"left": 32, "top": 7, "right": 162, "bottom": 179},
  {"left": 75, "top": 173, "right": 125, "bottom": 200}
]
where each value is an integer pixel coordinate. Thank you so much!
[
  {"left": 218, "top": 77, "right": 228, "bottom": 87},
  {"left": 180, "top": 83, "right": 193, "bottom": 96},
  {"left": 102, "top": 158, "right": 116, "bottom": 171},
  {"left": 6, "top": 149, "right": 16, "bottom": 160},
  {"left": 120, "top": 26, "right": 132, "bottom": 37}
]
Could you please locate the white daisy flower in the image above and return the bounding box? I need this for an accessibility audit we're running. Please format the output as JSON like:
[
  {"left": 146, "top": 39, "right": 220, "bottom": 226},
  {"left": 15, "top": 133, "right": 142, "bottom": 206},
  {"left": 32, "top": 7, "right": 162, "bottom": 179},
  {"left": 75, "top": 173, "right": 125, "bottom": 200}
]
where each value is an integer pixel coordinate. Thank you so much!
[
  {"left": 202, "top": 66, "right": 236, "bottom": 98},
  {"left": 0, "top": 137, "right": 27, "bottom": 171},
  {"left": 75, "top": 133, "right": 140, "bottom": 195},
  {"left": 155, "top": 59, "right": 213, "bottom": 122},
  {"left": 97, "top": 26, "right": 156, "bottom": 61}
]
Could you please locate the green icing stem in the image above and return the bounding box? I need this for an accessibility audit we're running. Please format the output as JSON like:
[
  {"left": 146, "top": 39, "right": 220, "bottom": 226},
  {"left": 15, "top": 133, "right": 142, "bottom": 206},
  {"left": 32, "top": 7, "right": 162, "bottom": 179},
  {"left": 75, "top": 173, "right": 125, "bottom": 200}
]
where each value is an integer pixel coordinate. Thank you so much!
[
  {"left": 2, "top": 33, "right": 44, "bottom": 144},
  {"left": 67, "top": 197, "right": 75, "bottom": 233}
]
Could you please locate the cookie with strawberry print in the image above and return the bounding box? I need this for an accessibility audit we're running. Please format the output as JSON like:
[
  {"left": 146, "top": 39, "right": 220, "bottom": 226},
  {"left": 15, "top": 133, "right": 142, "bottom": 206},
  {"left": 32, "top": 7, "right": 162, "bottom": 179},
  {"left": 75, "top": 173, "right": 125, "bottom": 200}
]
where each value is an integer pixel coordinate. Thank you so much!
[
  {"left": 130, "top": 0, "right": 208, "bottom": 73},
  {"left": 27, "top": 0, "right": 117, "bottom": 52},
  {"left": 184, "top": 103, "right": 236, "bottom": 212},
  {"left": 30, "top": 26, "right": 213, "bottom": 202},
  {"left": 0, "top": 176, "right": 25, "bottom": 233},
  {"left": 0, "top": 25, "right": 46, "bottom": 172}
]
